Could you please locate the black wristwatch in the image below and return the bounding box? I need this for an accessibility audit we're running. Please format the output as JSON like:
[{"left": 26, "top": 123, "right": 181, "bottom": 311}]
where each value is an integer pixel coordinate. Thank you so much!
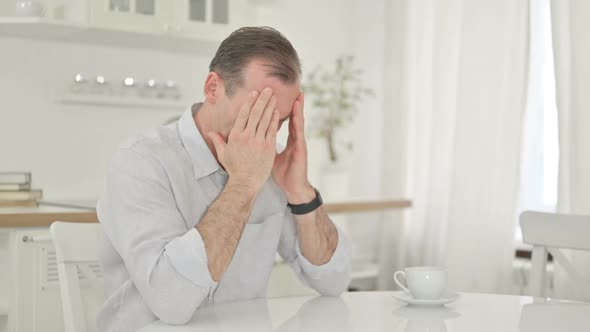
[{"left": 287, "top": 188, "right": 323, "bottom": 215}]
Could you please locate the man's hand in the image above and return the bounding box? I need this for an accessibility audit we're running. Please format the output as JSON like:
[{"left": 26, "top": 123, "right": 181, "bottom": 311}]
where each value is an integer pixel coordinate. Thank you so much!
[
  {"left": 272, "top": 93, "right": 316, "bottom": 204},
  {"left": 272, "top": 92, "right": 338, "bottom": 266},
  {"left": 199, "top": 87, "right": 279, "bottom": 281},
  {"left": 208, "top": 88, "right": 280, "bottom": 195}
]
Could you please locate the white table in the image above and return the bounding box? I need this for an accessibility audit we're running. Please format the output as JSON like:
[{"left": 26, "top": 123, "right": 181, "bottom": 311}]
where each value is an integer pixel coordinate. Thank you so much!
[{"left": 139, "top": 291, "right": 590, "bottom": 332}]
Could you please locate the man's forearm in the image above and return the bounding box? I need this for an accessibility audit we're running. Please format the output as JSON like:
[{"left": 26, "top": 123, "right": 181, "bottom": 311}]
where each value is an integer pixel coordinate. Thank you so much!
[
  {"left": 196, "top": 180, "right": 257, "bottom": 281},
  {"left": 295, "top": 206, "right": 339, "bottom": 265}
]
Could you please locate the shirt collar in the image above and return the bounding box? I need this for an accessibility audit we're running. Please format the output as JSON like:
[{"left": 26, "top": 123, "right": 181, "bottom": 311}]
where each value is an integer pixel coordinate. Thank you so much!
[{"left": 178, "top": 103, "right": 220, "bottom": 179}]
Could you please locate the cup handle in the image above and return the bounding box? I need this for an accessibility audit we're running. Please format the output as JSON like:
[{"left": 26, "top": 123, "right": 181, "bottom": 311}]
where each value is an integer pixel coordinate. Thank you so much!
[{"left": 393, "top": 271, "right": 410, "bottom": 293}]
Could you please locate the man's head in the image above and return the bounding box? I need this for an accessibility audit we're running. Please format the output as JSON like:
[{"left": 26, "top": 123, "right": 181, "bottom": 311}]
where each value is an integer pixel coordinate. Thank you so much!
[{"left": 202, "top": 27, "right": 302, "bottom": 137}]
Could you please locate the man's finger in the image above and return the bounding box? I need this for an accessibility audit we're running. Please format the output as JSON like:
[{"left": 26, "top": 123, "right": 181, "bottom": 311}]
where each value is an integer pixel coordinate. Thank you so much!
[
  {"left": 256, "top": 96, "right": 277, "bottom": 139},
  {"left": 291, "top": 95, "right": 305, "bottom": 142},
  {"left": 246, "top": 88, "right": 273, "bottom": 133},
  {"left": 266, "top": 110, "right": 280, "bottom": 144},
  {"left": 233, "top": 90, "right": 259, "bottom": 132}
]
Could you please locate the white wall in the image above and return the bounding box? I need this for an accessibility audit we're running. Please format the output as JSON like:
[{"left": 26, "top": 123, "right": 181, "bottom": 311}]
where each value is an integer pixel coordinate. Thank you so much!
[{"left": 0, "top": 37, "right": 209, "bottom": 200}]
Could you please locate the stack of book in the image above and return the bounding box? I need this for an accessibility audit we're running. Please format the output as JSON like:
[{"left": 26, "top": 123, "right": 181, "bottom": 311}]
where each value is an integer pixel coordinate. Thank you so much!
[{"left": 0, "top": 172, "right": 43, "bottom": 208}]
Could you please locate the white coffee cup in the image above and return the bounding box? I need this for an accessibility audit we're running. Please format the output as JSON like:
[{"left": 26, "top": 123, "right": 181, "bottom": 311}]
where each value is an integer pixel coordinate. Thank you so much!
[{"left": 394, "top": 266, "right": 447, "bottom": 300}]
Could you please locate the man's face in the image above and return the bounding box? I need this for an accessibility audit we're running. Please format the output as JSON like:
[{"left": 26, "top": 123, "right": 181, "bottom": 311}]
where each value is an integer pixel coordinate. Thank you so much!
[{"left": 216, "top": 59, "right": 301, "bottom": 137}]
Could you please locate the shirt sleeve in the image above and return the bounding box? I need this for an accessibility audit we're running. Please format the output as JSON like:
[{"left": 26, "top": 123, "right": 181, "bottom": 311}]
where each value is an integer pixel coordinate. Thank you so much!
[
  {"left": 276, "top": 209, "right": 352, "bottom": 296},
  {"left": 165, "top": 228, "right": 216, "bottom": 287},
  {"left": 98, "top": 147, "right": 216, "bottom": 325}
]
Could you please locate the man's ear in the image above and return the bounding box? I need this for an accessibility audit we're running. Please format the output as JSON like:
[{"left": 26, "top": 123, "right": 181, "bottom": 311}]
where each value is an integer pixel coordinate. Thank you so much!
[{"left": 204, "top": 72, "right": 224, "bottom": 104}]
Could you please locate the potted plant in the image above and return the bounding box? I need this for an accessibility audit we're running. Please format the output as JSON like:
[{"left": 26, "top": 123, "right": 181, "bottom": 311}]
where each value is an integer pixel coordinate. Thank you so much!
[{"left": 302, "top": 55, "right": 373, "bottom": 163}]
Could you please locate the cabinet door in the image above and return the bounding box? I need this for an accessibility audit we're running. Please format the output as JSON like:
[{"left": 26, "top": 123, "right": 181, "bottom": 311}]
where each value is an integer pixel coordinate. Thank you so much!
[
  {"left": 89, "top": 0, "right": 172, "bottom": 34},
  {"left": 172, "top": 0, "right": 254, "bottom": 42}
]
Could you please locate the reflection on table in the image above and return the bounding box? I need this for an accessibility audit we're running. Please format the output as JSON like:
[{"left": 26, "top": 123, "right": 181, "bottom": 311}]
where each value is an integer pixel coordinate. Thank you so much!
[{"left": 139, "top": 291, "right": 590, "bottom": 332}]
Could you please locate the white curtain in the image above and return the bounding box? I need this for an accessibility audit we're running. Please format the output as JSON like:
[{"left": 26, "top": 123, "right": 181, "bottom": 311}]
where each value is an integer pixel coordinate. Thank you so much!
[
  {"left": 399, "top": 0, "right": 530, "bottom": 293},
  {"left": 550, "top": 0, "right": 590, "bottom": 301}
]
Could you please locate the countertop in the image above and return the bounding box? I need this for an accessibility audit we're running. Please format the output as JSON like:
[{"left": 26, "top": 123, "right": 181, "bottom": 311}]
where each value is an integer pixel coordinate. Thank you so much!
[
  {"left": 0, "top": 199, "right": 411, "bottom": 227},
  {"left": 0, "top": 201, "right": 97, "bottom": 227}
]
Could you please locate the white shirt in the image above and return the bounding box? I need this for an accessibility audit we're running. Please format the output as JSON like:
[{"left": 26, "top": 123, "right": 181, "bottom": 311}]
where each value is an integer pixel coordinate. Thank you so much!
[{"left": 96, "top": 104, "right": 351, "bottom": 332}]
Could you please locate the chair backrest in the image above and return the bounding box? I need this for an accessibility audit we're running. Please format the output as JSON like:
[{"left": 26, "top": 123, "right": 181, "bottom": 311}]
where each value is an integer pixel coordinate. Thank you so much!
[
  {"left": 50, "top": 221, "right": 103, "bottom": 332},
  {"left": 519, "top": 211, "right": 590, "bottom": 300}
]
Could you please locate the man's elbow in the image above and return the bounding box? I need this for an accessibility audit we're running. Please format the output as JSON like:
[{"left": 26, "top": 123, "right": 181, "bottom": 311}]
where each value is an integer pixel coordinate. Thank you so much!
[
  {"left": 314, "top": 273, "right": 351, "bottom": 297},
  {"left": 145, "top": 288, "right": 208, "bottom": 325},
  {"left": 149, "top": 300, "right": 198, "bottom": 325},
  {"left": 317, "top": 283, "right": 348, "bottom": 297}
]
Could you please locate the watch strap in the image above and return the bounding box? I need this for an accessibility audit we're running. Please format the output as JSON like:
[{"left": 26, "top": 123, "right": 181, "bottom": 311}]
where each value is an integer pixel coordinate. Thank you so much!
[{"left": 287, "top": 188, "right": 323, "bottom": 215}]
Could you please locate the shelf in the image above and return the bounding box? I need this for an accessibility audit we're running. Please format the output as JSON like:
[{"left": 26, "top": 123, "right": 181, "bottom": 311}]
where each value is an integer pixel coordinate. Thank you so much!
[
  {"left": 0, "top": 17, "right": 219, "bottom": 55},
  {"left": 56, "top": 94, "right": 186, "bottom": 110},
  {"left": 0, "top": 206, "right": 98, "bottom": 228},
  {"left": 324, "top": 199, "right": 412, "bottom": 214},
  {"left": 1, "top": 199, "right": 413, "bottom": 227}
]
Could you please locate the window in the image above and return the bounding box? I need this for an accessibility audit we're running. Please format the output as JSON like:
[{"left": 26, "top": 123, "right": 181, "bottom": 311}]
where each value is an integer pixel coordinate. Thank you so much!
[{"left": 517, "top": 0, "right": 559, "bottom": 242}]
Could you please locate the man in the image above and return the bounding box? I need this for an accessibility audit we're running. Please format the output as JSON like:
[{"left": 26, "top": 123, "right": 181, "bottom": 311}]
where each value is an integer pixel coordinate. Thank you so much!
[{"left": 97, "top": 27, "right": 351, "bottom": 332}]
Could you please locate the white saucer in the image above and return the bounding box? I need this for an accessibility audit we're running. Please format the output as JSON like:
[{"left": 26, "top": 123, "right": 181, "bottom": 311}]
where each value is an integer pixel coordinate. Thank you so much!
[{"left": 392, "top": 291, "right": 460, "bottom": 306}]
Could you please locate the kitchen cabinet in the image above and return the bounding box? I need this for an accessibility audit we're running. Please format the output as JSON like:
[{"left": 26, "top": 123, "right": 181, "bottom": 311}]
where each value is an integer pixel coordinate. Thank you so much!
[
  {"left": 171, "top": 0, "right": 251, "bottom": 41},
  {"left": 0, "top": 0, "right": 255, "bottom": 55},
  {"left": 89, "top": 0, "right": 172, "bottom": 33},
  {"left": 88, "top": 0, "right": 252, "bottom": 40}
]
